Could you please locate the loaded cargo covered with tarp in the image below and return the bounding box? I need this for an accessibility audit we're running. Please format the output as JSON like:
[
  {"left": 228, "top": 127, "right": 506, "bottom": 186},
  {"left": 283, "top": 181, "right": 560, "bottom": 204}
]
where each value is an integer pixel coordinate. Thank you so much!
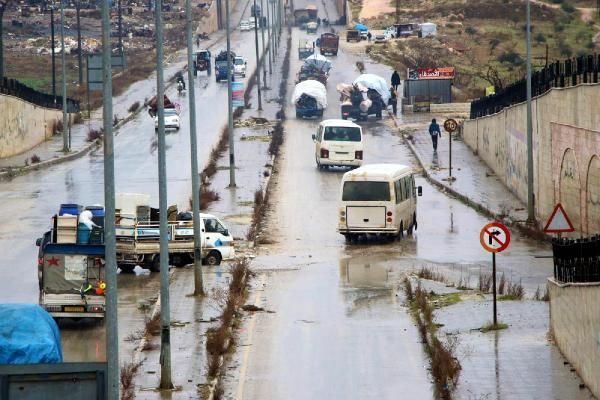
[
  {"left": 292, "top": 79, "right": 327, "bottom": 118},
  {"left": 0, "top": 304, "right": 63, "bottom": 364},
  {"left": 40, "top": 244, "right": 106, "bottom": 319}
]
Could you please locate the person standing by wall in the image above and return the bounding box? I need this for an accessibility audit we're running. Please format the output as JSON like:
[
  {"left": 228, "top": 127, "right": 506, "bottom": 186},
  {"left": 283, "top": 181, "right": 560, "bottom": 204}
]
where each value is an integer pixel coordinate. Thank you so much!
[
  {"left": 391, "top": 70, "right": 400, "bottom": 91},
  {"left": 429, "top": 118, "right": 441, "bottom": 152}
]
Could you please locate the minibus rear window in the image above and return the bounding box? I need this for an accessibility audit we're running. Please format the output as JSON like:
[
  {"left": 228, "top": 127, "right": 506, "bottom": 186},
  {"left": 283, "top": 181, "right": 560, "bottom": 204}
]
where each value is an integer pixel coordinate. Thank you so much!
[
  {"left": 342, "top": 181, "right": 390, "bottom": 201},
  {"left": 324, "top": 127, "right": 361, "bottom": 142}
]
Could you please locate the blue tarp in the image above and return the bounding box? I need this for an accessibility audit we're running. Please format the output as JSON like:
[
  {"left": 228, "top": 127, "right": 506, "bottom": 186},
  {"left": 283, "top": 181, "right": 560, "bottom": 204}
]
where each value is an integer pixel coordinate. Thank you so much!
[
  {"left": 0, "top": 304, "right": 63, "bottom": 364},
  {"left": 354, "top": 23, "right": 368, "bottom": 31}
]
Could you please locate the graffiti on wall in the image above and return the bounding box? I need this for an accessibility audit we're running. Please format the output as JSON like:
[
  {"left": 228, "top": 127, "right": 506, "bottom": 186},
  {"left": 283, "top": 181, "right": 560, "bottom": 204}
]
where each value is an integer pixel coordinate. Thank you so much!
[{"left": 552, "top": 123, "right": 600, "bottom": 235}]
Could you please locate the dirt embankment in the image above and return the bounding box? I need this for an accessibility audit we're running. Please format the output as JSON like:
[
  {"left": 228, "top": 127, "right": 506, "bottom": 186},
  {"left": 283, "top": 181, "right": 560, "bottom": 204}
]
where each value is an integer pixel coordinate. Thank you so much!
[{"left": 364, "top": 0, "right": 596, "bottom": 100}]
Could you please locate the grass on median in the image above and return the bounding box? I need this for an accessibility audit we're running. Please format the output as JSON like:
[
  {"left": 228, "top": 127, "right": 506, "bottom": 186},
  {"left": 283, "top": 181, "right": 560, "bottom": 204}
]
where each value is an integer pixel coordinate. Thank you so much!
[{"left": 480, "top": 321, "right": 509, "bottom": 332}]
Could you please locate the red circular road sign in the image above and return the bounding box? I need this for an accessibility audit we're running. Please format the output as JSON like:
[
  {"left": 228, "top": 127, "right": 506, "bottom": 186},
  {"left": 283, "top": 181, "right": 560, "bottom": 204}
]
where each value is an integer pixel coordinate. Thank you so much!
[{"left": 479, "top": 222, "right": 511, "bottom": 253}]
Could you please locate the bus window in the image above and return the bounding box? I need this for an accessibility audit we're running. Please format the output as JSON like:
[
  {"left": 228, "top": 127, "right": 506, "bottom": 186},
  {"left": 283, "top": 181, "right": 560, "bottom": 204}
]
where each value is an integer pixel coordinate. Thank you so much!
[{"left": 343, "top": 181, "right": 390, "bottom": 201}]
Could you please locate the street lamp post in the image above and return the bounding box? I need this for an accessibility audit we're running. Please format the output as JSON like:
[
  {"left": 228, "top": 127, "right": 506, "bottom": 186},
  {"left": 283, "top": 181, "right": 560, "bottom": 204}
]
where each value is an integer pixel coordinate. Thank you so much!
[
  {"left": 60, "top": 0, "right": 68, "bottom": 153},
  {"left": 101, "top": 0, "right": 119, "bottom": 395},
  {"left": 253, "top": 0, "right": 262, "bottom": 110},
  {"left": 186, "top": 0, "right": 204, "bottom": 296},
  {"left": 226, "top": 0, "right": 236, "bottom": 187},
  {"left": 260, "top": 0, "right": 267, "bottom": 85},
  {"left": 155, "top": 0, "right": 174, "bottom": 389},
  {"left": 266, "top": 0, "right": 272, "bottom": 74},
  {"left": 526, "top": 0, "right": 534, "bottom": 223}
]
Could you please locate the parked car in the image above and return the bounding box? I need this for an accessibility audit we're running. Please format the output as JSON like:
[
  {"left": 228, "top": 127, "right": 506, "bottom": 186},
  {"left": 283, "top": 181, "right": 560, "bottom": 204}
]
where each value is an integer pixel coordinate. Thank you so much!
[
  {"left": 360, "top": 30, "right": 369, "bottom": 40},
  {"left": 154, "top": 108, "right": 180, "bottom": 131},
  {"left": 234, "top": 56, "right": 247, "bottom": 77},
  {"left": 374, "top": 34, "right": 387, "bottom": 43},
  {"left": 240, "top": 20, "right": 251, "bottom": 31}
]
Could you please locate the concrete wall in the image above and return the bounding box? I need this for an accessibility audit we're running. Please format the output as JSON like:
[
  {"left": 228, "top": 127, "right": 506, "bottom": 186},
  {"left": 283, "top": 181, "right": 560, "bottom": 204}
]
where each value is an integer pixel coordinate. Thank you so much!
[
  {"left": 463, "top": 84, "right": 600, "bottom": 235},
  {"left": 548, "top": 278, "right": 600, "bottom": 398},
  {"left": 0, "top": 94, "right": 63, "bottom": 159}
]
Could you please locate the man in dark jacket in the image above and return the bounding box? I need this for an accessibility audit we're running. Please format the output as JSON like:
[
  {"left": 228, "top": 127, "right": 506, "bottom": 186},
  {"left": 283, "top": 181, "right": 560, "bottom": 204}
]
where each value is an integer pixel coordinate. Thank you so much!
[
  {"left": 391, "top": 70, "right": 400, "bottom": 91},
  {"left": 429, "top": 118, "right": 441, "bottom": 152}
]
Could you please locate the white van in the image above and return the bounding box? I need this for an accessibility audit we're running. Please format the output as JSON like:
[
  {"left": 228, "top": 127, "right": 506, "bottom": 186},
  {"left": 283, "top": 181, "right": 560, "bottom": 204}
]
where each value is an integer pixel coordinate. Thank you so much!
[
  {"left": 337, "top": 164, "right": 422, "bottom": 240},
  {"left": 312, "top": 119, "right": 364, "bottom": 169}
]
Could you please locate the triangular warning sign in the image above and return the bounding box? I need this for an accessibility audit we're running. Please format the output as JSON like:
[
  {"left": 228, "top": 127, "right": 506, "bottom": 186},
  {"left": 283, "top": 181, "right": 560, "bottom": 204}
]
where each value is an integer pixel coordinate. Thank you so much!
[{"left": 544, "top": 203, "right": 575, "bottom": 233}]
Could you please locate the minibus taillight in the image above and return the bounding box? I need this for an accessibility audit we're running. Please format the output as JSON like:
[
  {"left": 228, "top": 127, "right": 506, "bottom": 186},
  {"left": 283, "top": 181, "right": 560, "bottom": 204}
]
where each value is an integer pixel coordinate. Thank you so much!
[
  {"left": 321, "top": 149, "right": 329, "bottom": 158},
  {"left": 386, "top": 211, "right": 392, "bottom": 217},
  {"left": 355, "top": 151, "right": 363, "bottom": 160}
]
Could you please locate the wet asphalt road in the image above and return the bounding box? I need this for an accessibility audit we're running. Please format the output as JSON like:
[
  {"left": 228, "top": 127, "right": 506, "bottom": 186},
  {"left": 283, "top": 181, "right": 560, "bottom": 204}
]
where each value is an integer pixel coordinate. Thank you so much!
[
  {"left": 229, "top": 1, "right": 588, "bottom": 399},
  {"left": 0, "top": 0, "right": 262, "bottom": 361}
]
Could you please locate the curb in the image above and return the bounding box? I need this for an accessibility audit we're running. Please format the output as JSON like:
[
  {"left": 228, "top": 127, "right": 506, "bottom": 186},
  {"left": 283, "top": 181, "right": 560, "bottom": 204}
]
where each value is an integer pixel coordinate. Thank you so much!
[
  {"left": 0, "top": 103, "right": 146, "bottom": 183},
  {"left": 388, "top": 111, "right": 547, "bottom": 239}
]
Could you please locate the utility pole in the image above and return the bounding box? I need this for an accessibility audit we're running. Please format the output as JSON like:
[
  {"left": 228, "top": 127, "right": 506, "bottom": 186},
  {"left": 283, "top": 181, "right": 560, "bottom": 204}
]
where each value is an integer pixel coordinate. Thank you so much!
[
  {"left": 101, "top": 0, "right": 119, "bottom": 395},
  {"left": 270, "top": 0, "right": 276, "bottom": 58},
  {"left": 260, "top": 0, "right": 267, "bottom": 85},
  {"left": 266, "top": 0, "right": 272, "bottom": 74},
  {"left": 253, "top": 0, "right": 262, "bottom": 110},
  {"left": 118, "top": 0, "right": 123, "bottom": 53},
  {"left": 186, "top": 0, "right": 204, "bottom": 296},
  {"left": 226, "top": 0, "right": 236, "bottom": 187},
  {"left": 526, "top": 0, "right": 534, "bottom": 223},
  {"left": 51, "top": 7, "right": 56, "bottom": 99},
  {"left": 155, "top": 0, "right": 174, "bottom": 389},
  {"left": 60, "top": 0, "right": 69, "bottom": 152},
  {"left": 0, "top": 0, "right": 6, "bottom": 82},
  {"left": 76, "top": 1, "right": 83, "bottom": 84}
]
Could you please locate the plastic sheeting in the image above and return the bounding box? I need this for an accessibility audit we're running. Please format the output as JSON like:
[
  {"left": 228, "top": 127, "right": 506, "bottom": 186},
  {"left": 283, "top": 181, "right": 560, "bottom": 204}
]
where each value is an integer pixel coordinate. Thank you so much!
[
  {"left": 0, "top": 304, "right": 63, "bottom": 364},
  {"left": 353, "top": 74, "right": 390, "bottom": 104},
  {"left": 354, "top": 23, "right": 368, "bottom": 31},
  {"left": 292, "top": 80, "right": 328, "bottom": 109},
  {"left": 303, "top": 53, "right": 332, "bottom": 73}
]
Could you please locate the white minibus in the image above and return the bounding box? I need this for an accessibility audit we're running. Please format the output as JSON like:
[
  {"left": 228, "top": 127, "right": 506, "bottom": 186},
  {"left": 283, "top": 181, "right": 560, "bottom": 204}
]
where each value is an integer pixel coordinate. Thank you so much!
[
  {"left": 312, "top": 119, "right": 364, "bottom": 169},
  {"left": 337, "top": 164, "right": 422, "bottom": 240}
]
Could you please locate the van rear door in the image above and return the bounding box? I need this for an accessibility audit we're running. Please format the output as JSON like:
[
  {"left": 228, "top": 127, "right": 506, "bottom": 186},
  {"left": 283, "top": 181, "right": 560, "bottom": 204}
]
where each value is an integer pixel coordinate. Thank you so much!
[{"left": 346, "top": 206, "right": 386, "bottom": 228}]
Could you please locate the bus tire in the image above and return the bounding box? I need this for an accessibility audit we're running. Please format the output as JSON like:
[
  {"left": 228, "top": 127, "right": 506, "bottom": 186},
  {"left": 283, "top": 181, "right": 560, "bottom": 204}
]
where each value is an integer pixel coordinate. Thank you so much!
[
  {"left": 413, "top": 212, "right": 417, "bottom": 231},
  {"left": 398, "top": 221, "right": 404, "bottom": 239},
  {"left": 205, "top": 251, "right": 222, "bottom": 266}
]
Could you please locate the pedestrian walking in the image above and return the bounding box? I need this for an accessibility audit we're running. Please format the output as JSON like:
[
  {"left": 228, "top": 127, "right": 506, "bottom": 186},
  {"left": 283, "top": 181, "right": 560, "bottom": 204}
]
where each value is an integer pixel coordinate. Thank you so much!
[
  {"left": 391, "top": 70, "right": 400, "bottom": 91},
  {"left": 429, "top": 118, "right": 441, "bottom": 152},
  {"left": 389, "top": 87, "right": 397, "bottom": 116},
  {"left": 367, "top": 32, "right": 372, "bottom": 42}
]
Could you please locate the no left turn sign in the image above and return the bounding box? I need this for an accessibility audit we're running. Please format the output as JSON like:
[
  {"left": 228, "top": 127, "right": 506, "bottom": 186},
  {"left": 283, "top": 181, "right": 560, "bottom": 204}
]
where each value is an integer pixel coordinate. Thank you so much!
[{"left": 479, "top": 222, "right": 511, "bottom": 253}]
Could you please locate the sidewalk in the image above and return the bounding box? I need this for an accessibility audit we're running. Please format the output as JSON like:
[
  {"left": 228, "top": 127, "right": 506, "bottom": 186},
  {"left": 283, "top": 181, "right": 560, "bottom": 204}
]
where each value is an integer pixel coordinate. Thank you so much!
[{"left": 391, "top": 113, "right": 529, "bottom": 225}]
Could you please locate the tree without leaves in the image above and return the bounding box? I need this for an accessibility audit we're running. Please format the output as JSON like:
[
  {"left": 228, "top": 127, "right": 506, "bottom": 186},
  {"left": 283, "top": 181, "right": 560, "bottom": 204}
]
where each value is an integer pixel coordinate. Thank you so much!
[{"left": 476, "top": 65, "right": 506, "bottom": 91}]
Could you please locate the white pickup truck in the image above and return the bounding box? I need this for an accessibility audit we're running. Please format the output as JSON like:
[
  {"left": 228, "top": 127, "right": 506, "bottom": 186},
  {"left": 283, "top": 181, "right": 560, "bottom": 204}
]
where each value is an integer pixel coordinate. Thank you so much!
[{"left": 234, "top": 56, "right": 247, "bottom": 77}]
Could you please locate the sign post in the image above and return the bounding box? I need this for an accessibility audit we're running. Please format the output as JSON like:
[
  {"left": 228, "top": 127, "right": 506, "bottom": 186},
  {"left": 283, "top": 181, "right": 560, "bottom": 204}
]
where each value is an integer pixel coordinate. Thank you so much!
[
  {"left": 443, "top": 118, "right": 458, "bottom": 179},
  {"left": 479, "top": 222, "right": 511, "bottom": 325}
]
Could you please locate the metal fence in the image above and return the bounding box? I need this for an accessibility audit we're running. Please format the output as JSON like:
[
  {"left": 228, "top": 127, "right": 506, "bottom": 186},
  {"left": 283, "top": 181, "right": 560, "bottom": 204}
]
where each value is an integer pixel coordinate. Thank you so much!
[
  {"left": 552, "top": 235, "right": 600, "bottom": 283},
  {"left": 470, "top": 54, "right": 600, "bottom": 119},
  {"left": 0, "top": 78, "right": 80, "bottom": 113}
]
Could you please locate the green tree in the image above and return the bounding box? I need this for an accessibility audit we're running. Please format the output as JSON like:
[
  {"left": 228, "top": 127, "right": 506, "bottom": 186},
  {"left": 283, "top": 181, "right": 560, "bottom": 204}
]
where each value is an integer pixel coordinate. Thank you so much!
[{"left": 534, "top": 33, "right": 546, "bottom": 44}]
